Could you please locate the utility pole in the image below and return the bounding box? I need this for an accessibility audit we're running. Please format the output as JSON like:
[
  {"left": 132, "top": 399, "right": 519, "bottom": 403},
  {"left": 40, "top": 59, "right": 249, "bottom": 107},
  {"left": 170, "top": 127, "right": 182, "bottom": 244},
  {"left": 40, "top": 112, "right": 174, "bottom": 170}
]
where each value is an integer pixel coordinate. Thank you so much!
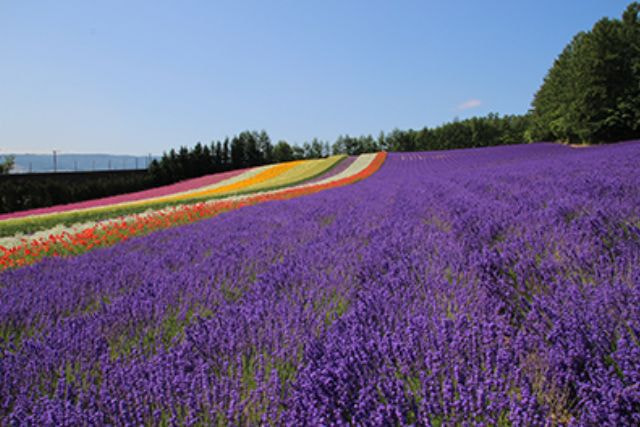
[{"left": 53, "top": 150, "right": 58, "bottom": 173}]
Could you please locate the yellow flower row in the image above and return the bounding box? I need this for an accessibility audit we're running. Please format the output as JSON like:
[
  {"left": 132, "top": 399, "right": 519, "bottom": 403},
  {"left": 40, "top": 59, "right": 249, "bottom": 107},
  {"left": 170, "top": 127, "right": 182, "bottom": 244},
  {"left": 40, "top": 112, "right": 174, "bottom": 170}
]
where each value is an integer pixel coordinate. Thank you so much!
[
  {"left": 149, "top": 161, "right": 302, "bottom": 204},
  {"left": 238, "top": 156, "right": 343, "bottom": 193}
]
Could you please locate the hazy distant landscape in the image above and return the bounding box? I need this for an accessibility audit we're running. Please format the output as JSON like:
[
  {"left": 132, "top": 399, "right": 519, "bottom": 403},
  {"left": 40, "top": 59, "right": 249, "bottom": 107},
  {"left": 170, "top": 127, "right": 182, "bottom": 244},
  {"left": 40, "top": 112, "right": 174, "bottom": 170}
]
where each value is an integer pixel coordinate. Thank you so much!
[{"left": 7, "top": 153, "right": 157, "bottom": 173}]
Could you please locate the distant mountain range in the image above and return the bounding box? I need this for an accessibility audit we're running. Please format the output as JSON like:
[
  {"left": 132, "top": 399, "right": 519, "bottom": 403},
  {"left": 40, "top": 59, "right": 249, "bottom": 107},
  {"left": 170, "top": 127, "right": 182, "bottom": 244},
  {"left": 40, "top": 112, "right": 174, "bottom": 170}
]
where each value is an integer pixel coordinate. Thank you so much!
[{"left": 3, "top": 154, "right": 160, "bottom": 173}]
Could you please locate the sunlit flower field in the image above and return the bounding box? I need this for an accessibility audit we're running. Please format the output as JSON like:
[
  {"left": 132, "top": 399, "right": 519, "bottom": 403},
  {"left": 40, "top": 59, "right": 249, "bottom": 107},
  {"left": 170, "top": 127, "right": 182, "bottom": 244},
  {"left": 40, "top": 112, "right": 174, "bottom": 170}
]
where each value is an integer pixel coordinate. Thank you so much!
[{"left": 1, "top": 143, "right": 639, "bottom": 425}]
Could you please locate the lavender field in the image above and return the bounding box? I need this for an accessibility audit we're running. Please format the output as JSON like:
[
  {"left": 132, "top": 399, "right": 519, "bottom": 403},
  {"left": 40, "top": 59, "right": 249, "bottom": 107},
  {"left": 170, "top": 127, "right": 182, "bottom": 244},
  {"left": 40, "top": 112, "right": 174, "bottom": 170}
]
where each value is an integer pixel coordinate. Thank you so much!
[{"left": 1, "top": 142, "right": 640, "bottom": 425}]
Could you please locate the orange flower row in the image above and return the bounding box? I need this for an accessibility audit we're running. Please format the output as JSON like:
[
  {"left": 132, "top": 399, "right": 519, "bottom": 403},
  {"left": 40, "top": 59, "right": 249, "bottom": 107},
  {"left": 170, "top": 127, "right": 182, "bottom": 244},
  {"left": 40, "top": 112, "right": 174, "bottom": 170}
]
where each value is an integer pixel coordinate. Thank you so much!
[{"left": 0, "top": 152, "right": 386, "bottom": 271}]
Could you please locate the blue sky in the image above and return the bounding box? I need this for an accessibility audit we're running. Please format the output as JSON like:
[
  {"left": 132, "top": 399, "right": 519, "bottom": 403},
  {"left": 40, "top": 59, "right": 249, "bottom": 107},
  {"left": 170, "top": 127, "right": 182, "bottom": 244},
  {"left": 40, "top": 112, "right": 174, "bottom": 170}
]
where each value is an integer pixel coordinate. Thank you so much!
[{"left": 0, "top": 1, "right": 633, "bottom": 154}]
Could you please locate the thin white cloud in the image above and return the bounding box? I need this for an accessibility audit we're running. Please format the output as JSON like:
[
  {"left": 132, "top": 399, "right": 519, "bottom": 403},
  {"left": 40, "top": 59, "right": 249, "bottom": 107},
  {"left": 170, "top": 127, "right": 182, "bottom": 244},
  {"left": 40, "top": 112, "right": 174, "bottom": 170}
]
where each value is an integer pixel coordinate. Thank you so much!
[{"left": 457, "top": 99, "right": 482, "bottom": 111}]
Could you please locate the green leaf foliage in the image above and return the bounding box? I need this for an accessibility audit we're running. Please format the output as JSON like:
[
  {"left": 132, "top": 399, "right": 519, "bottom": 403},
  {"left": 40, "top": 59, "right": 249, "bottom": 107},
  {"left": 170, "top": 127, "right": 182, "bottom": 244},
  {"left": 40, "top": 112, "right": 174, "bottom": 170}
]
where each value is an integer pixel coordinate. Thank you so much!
[{"left": 530, "top": 3, "right": 640, "bottom": 143}]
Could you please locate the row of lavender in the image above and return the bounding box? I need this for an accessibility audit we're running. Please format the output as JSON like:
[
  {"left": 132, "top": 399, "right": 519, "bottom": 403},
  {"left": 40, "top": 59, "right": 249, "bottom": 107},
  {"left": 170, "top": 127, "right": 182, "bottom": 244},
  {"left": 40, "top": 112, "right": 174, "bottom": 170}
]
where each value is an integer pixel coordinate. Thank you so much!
[{"left": 1, "top": 142, "right": 639, "bottom": 425}]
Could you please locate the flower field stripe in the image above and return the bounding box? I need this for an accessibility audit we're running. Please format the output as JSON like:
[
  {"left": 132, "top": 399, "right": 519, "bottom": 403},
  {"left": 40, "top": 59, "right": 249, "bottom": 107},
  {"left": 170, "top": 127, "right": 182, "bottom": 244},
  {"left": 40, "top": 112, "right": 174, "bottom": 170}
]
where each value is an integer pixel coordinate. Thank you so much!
[
  {"left": 167, "top": 158, "right": 315, "bottom": 201},
  {"left": 0, "top": 164, "right": 273, "bottom": 224},
  {"left": 0, "top": 155, "right": 363, "bottom": 252},
  {"left": 297, "top": 153, "right": 379, "bottom": 188},
  {"left": 0, "top": 153, "right": 385, "bottom": 270},
  {"left": 233, "top": 156, "right": 345, "bottom": 193},
  {"left": 0, "top": 168, "right": 249, "bottom": 222},
  {"left": 112, "top": 164, "right": 273, "bottom": 205},
  {"left": 72, "top": 161, "right": 277, "bottom": 214},
  {"left": 142, "top": 163, "right": 290, "bottom": 203},
  {"left": 304, "top": 155, "right": 357, "bottom": 185},
  {"left": 0, "top": 158, "right": 349, "bottom": 251},
  {"left": 0, "top": 157, "right": 343, "bottom": 238}
]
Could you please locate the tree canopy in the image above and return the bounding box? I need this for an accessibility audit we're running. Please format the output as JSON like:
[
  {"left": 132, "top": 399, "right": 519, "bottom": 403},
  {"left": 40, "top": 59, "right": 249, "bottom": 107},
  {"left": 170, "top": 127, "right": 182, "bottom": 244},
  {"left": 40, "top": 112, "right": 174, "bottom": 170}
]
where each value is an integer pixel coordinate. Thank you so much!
[{"left": 529, "top": 2, "right": 640, "bottom": 143}]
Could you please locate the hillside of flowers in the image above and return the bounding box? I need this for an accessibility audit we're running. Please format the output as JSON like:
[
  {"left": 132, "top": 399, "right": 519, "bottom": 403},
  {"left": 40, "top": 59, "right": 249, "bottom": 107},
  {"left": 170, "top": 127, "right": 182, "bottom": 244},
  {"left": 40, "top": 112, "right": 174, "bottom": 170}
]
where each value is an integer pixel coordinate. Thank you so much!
[
  {"left": 1, "top": 142, "right": 639, "bottom": 425},
  {"left": 0, "top": 154, "right": 382, "bottom": 270},
  {"left": 0, "top": 155, "right": 348, "bottom": 229}
]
